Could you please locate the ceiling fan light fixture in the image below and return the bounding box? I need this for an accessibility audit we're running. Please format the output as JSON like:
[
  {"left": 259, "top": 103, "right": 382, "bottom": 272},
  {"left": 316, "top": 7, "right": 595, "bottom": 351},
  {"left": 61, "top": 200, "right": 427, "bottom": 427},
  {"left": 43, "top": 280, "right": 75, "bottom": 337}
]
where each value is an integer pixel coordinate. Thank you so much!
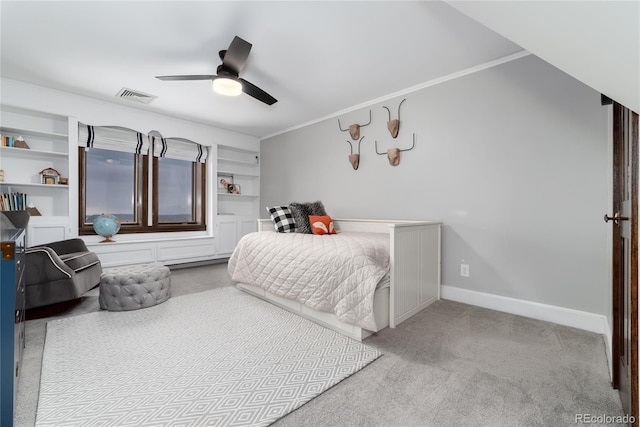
[{"left": 213, "top": 78, "right": 242, "bottom": 96}]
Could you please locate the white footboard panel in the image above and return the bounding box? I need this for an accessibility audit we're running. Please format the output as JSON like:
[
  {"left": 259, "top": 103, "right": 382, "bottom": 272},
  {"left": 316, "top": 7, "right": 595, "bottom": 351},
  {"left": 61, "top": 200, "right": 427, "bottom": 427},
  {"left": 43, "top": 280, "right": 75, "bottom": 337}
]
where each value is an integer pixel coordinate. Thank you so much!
[{"left": 390, "top": 223, "right": 441, "bottom": 327}]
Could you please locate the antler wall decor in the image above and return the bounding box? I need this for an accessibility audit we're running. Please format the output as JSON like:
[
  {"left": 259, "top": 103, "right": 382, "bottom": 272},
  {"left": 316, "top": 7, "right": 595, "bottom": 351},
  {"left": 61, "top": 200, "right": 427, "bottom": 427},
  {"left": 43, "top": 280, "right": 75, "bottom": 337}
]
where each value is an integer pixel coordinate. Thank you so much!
[
  {"left": 338, "top": 110, "right": 372, "bottom": 140},
  {"left": 346, "top": 137, "right": 365, "bottom": 170},
  {"left": 375, "top": 133, "right": 415, "bottom": 166},
  {"left": 382, "top": 98, "right": 406, "bottom": 138}
]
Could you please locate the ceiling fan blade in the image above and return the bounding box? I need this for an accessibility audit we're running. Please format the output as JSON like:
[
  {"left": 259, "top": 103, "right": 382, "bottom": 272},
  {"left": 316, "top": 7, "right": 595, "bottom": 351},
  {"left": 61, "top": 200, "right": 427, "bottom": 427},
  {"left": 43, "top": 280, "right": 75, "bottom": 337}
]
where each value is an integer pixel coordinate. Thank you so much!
[
  {"left": 239, "top": 78, "right": 277, "bottom": 105},
  {"left": 223, "top": 36, "right": 252, "bottom": 73},
  {"left": 155, "top": 75, "right": 216, "bottom": 81}
]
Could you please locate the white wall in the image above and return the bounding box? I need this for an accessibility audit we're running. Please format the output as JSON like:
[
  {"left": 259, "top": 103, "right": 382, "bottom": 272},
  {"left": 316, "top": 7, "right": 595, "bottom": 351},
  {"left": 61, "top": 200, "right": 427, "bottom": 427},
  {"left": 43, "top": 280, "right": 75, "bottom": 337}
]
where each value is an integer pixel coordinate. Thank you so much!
[
  {"left": 261, "top": 55, "right": 610, "bottom": 316},
  {"left": 446, "top": 0, "right": 640, "bottom": 114}
]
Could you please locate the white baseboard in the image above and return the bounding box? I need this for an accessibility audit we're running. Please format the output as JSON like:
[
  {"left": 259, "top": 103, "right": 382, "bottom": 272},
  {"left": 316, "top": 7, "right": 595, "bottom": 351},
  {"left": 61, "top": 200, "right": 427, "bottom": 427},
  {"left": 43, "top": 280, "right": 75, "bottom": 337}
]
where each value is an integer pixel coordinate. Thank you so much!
[
  {"left": 441, "top": 285, "right": 609, "bottom": 335},
  {"left": 441, "top": 285, "right": 614, "bottom": 382}
]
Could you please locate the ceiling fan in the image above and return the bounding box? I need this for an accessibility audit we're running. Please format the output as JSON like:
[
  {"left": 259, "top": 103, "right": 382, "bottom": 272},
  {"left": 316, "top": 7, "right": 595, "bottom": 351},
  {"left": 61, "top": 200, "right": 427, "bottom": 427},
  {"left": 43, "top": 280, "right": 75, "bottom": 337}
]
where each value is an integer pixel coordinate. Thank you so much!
[{"left": 156, "top": 36, "right": 277, "bottom": 105}]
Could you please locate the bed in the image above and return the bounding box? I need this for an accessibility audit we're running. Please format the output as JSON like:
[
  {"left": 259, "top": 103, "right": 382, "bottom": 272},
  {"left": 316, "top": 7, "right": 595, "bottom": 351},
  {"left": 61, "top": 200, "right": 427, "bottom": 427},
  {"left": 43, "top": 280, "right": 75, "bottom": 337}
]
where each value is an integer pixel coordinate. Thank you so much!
[{"left": 228, "top": 218, "right": 441, "bottom": 341}]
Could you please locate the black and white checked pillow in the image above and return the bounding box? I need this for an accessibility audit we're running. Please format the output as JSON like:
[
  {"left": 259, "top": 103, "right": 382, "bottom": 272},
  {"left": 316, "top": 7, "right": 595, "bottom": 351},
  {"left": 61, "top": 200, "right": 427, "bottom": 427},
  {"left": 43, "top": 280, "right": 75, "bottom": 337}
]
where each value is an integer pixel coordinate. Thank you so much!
[{"left": 266, "top": 206, "right": 297, "bottom": 233}]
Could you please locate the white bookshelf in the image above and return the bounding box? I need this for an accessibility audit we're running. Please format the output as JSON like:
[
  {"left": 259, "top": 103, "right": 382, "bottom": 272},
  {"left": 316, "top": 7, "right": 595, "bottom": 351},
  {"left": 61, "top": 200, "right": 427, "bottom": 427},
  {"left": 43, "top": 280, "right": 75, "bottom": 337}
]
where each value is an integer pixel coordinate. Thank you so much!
[
  {"left": 0, "top": 105, "right": 76, "bottom": 245},
  {"left": 215, "top": 145, "right": 260, "bottom": 254}
]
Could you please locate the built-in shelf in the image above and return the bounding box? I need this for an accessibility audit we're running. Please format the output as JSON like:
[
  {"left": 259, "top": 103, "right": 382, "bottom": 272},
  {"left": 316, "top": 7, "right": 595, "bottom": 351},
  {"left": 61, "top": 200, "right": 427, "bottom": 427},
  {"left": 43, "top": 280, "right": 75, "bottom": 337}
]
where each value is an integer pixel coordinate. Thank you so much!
[
  {"left": 0, "top": 182, "right": 69, "bottom": 189},
  {"left": 218, "top": 192, "right": 258, "bottom": 198},
  {"left": 218, "top": 157, "right": 259, "bottom": 166},
  {"left": 0, "top": 146, "right": 68, "bottom": 158},
  {"left": 0, "top": 105, "right": 73, "bottom": 221},
  {"left": 216, "top": 144, "right": 260, "bottom": 254},
  {"left": 0, "top": 126, "right": 68, "bottom": 141},
  {"left": 217, "top": 170, "right": 259, "bottom": 178}
]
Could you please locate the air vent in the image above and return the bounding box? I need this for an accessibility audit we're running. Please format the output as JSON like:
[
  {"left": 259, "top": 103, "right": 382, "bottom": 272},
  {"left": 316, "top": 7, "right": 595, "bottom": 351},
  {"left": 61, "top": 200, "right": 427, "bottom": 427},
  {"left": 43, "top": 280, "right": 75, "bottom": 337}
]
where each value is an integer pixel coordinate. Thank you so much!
[{"left": 116, "top": 88, "right": 157, "bottom": 104}]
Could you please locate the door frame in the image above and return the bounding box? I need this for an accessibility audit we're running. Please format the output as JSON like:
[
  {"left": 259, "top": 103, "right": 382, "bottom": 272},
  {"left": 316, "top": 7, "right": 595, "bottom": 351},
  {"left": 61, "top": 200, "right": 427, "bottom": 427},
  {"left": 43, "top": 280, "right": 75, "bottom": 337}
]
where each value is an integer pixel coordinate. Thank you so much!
[{"left": 611, "top": 102, "right": 639, "bottom": 422}]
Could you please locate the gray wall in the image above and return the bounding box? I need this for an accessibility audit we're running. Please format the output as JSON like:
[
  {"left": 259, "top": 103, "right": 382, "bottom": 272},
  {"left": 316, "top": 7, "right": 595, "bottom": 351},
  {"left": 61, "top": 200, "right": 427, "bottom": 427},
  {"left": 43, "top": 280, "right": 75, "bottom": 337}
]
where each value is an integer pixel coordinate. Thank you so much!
[{"left": 261, "top": 55, "right": 609, "bottom": 316}]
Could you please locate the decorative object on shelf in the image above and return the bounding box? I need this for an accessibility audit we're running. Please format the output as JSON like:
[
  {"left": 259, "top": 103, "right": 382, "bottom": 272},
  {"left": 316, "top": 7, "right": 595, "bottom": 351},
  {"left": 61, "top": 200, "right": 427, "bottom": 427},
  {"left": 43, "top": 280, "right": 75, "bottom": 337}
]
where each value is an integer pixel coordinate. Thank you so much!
[
  {"left": 26, "top": 204, "right": 42, "bottom": 216},
  {"left": 13, "top": 136, "right": 29, "bottom": 149},
  {"left": 346, "top": 136, "right": 365, "bottom": 170},
  {"left": 219, "top": 175, "right": 234, "bottom": 192},
  {"left": 59, "top": 177, "right": 68, "bottom": 185},
  {"left": 375, "top": 133, "right": 416, "bottom": 166},
  {"left": 227, "top": 184, "right": 241, "bottom": 194},
  {"left": 338, "top": 110, "right": 371, "bottom": 140},
  {"left": 383, "top": 98, "right": 406, "bottom": 138},
  {"left": 92, "top": 213, "right": 121, "bottom": 243},
  {"left": 39, "top": 168, "right": 61, "bottom": 185}
]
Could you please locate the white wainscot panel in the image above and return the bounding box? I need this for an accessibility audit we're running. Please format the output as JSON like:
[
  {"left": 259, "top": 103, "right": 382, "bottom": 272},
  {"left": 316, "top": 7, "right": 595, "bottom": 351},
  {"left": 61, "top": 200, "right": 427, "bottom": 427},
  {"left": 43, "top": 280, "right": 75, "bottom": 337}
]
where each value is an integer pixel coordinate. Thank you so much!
[
  {"left": 27, "top": 216, "right": 69, "bottom": 246},
  {"left": 239, "top": 218, "right": 257, "bottom": 239},
  {"left": 86, "top": 236, "right": 217, "bottom": 268},
  {"left": 157, "top": 239, "right": 216, "bottom": 264},
  {"left": 216, "top": 217, "right": 238, "bottom": 255},
  {"left": 215, "top": 215, "right": 257, "bottom": 256},
  {"left": 88, "top": 243, "right": 155, "bottom": 268}
]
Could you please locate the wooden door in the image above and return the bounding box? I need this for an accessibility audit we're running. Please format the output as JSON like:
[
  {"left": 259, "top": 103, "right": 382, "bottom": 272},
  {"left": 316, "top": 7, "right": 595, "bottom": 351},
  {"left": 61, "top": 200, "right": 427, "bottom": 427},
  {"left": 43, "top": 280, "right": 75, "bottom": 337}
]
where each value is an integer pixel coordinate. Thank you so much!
[{"left": 610, "top": 102, "right": 638, "bottom": 422}]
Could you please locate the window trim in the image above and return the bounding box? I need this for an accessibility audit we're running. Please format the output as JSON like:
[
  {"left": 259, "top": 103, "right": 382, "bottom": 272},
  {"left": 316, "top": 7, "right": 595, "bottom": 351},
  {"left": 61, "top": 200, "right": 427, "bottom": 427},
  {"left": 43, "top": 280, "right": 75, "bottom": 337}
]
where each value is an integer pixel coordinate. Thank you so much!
[
  {"left": 78, "top": 146, "right": 206, "bottom": 235},
  {"left": 151, "top": 156, "right": 206, "bottom": 232}
]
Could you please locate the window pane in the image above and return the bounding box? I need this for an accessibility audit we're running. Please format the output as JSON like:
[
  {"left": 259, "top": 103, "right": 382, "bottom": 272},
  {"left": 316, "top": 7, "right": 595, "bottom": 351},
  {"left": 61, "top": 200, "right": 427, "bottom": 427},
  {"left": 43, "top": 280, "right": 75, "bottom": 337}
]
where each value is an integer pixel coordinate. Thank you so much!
[
  {"left": 85, "top": 148, "right": 136, "bottom": 223},
  {"left": 158, "top": 157, "right": 193, "bottom": 222}
]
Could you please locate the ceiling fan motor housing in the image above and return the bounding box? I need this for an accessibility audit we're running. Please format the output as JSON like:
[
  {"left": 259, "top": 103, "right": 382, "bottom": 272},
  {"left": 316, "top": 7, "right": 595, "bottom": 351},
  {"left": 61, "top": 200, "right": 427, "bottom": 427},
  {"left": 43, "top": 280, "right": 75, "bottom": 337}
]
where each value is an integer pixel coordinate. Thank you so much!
[{"left": 216, "top": 64, "right": 239, "bottom": 79}]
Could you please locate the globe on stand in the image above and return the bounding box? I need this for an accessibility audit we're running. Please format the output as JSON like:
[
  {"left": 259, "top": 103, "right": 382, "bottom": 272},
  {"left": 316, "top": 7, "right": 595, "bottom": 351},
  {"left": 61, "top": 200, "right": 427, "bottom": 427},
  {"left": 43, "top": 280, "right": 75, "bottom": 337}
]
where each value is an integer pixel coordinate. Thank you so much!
[{"left": 93, "top": 214, "right": 121, "bottom": 243}]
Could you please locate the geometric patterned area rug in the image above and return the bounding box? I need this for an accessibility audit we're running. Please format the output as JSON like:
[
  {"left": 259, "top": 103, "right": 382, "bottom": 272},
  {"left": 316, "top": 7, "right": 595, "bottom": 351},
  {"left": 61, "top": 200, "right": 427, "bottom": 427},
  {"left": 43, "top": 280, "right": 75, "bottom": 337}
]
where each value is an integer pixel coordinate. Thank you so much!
[{"left": 37, "top": 287, "right": 381, "bottom": 427}]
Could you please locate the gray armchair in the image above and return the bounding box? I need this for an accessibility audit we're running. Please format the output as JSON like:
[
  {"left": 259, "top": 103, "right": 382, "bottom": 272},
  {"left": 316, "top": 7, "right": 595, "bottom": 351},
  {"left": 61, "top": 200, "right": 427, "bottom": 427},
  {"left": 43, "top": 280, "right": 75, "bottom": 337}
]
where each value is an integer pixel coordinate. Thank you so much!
[{"left": 25, "top": 238, "right": 102, "bottom": 310}]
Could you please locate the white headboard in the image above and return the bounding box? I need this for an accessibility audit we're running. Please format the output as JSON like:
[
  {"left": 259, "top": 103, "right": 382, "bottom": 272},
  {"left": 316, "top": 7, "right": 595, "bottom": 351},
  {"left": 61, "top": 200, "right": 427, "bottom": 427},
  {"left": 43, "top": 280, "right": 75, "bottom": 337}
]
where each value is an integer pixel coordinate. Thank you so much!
[{"left": 257, "top": 218, "right": 440, "bottom": 234}]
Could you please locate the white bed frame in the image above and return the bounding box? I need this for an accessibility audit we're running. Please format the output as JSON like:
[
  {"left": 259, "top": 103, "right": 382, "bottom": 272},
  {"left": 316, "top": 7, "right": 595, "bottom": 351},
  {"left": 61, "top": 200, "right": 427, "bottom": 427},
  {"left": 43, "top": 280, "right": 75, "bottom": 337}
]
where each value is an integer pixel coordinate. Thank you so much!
[{"left": 236, "top": 218, "right": 441, "bottom": 341}]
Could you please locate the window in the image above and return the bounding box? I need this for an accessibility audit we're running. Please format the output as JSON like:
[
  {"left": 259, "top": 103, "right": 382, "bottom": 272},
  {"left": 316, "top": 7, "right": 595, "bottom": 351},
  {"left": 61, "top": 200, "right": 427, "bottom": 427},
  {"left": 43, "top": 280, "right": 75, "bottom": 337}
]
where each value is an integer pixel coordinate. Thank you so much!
[
  {"left": 78, "top": 125, "right": 207, "bottom": 234},
  {"left": 157, "top": 157, "right": 194, "bottom": 223},
  {"left": 152, "top": 156, "right": 206, "bottom": 229},
  {"left": 83, "top": 148, "right": 142, "bottom": 225}
]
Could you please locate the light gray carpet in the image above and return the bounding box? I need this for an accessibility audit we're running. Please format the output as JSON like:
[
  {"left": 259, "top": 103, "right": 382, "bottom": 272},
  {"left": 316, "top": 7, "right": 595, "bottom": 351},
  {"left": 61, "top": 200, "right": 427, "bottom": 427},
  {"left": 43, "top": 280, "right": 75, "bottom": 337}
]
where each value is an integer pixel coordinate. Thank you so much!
[
  {"left": 36, "top": 287, "right": 380, "bottom": 427},
  {"left": 16, "top": 262, "right": 625, "bottom": 426}
]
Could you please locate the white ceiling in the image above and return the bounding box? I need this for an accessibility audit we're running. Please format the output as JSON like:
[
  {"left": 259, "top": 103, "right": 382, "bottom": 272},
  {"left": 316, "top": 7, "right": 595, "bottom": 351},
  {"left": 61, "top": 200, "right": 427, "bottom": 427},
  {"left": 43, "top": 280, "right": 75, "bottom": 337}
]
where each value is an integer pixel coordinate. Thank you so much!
[
  {"left": 0, "top": 1, "right": 522, "bottom": 138},
  {"left": 447, "top": 0, "right": 640, "bottom": 114},
  {"left": 4, "top": 1, "right": 636, "bottom": 139}
]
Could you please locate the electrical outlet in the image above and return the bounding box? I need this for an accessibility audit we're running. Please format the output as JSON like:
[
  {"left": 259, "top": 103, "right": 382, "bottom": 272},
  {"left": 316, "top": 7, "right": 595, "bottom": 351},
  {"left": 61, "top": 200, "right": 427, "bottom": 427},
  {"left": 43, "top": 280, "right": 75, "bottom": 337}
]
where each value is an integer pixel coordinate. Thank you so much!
[{"left": 460, "top": 263, "right": 470, "bottom": 277}]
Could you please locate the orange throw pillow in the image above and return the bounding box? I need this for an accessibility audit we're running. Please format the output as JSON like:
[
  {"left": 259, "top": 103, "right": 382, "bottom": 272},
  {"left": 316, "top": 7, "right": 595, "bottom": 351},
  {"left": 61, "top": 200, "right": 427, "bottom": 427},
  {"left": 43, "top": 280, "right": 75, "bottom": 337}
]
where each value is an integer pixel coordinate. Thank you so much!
[{"left": 309, "top": 215, "right": 336, "bottom": 235}]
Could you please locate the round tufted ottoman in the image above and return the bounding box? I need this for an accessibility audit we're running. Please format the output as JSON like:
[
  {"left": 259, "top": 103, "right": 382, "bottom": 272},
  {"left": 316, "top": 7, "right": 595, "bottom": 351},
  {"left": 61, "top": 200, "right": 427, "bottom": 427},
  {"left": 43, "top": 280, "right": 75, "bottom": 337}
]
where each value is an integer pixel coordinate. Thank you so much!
[{"left": 99, "top": 263, "right": 171, "bottom": 311}]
